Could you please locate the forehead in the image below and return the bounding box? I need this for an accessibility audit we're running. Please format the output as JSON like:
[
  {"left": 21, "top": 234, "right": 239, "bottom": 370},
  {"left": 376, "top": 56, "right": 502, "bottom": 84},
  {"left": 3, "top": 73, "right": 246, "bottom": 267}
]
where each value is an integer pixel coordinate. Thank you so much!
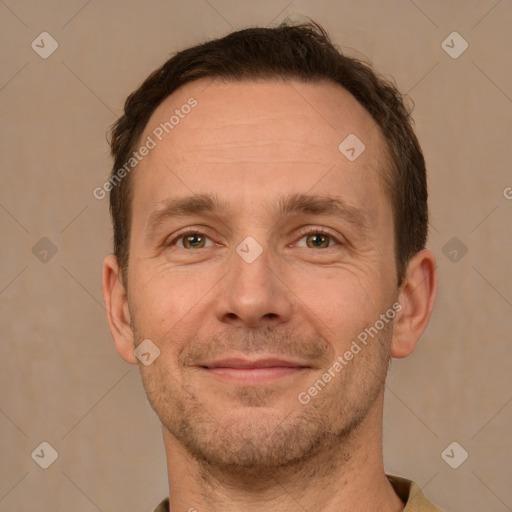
[{"left": 130, "top": 78, "right": 392, "bottom": 226}]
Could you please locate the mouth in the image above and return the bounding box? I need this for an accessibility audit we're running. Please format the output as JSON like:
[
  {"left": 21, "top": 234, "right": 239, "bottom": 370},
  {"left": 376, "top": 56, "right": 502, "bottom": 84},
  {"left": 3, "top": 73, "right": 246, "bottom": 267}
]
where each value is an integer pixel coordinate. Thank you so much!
[{"left": 199, "top": 357, "right": 311, "bottom": 384}]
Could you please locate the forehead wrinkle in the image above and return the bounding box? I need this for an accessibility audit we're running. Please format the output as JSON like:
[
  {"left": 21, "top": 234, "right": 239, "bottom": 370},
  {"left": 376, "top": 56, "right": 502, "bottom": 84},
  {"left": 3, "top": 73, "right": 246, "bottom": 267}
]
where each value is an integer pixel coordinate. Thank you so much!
[
  {"left": 143, "top": 191, "right": 372, "bottom": 240},
  {"left": 268, "top": 193, "right": 371, "bottom": 232},
  {"left": 144, "top": 193, "right": 226, "bottom": 236}
]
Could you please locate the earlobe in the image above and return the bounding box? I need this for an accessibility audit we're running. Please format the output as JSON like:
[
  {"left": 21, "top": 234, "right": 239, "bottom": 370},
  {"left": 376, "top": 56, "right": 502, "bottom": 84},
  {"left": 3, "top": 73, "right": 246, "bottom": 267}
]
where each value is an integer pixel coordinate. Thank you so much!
[
  {"left": 390, "top": 249, "right": 438, "bottom": 359},
  {"left": 102, "top": 254, "right": 138, "bottom": 364}
]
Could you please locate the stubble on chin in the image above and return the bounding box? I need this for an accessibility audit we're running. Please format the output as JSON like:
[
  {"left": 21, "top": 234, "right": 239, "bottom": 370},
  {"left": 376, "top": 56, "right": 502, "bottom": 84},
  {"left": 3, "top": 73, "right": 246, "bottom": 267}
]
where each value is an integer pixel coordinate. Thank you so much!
[
  {"left": 132, "top": 318, "right": 392, "bottom": 479},
  {"left": 141, "top": 356, "right": 386, "bottom": 480}
]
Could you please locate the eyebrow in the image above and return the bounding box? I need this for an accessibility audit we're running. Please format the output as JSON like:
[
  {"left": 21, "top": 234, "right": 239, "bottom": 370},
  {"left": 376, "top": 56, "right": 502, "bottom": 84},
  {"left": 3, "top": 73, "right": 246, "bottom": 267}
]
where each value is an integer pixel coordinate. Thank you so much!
[{"left": 145, "top": 192, "right": 370, "bottom": 237}]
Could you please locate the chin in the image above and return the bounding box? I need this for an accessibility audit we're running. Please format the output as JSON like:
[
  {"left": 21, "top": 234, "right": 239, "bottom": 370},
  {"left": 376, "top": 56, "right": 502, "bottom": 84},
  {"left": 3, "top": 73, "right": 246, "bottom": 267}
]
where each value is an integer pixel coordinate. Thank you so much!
[{"left": 166, "top": 398, "right": 346, "bottom": 470}]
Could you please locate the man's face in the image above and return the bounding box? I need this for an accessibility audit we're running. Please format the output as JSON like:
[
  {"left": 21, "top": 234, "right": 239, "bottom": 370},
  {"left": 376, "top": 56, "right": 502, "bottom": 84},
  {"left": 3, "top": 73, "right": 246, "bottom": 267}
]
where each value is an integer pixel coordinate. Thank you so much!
[{"left": 125, "top": 79, "right": 399, "bottom": 469}]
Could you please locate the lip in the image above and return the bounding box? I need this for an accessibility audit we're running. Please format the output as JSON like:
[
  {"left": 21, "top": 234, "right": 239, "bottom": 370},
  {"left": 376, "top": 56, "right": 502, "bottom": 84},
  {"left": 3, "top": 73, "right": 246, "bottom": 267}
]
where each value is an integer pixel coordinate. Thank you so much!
[
  {"left": 203, "top": 358, "right": 308, "bottom": 369},
  {"left": 199, "top": 357, "right": 311, "bottom": 384}
]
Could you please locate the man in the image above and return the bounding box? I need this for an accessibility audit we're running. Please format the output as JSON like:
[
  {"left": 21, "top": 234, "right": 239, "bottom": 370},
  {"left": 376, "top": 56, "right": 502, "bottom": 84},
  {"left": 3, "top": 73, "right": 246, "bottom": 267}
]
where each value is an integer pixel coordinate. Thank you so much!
[{"left": 102, "top": 20, "right": 440, "bottom": 511}]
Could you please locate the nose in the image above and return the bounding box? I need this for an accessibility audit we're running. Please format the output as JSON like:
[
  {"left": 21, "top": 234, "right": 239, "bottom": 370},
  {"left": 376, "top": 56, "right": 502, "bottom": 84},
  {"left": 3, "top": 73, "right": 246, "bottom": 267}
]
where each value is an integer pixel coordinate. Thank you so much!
[{"left": 214, "top": 241, "right": 294, "bottom": 329}]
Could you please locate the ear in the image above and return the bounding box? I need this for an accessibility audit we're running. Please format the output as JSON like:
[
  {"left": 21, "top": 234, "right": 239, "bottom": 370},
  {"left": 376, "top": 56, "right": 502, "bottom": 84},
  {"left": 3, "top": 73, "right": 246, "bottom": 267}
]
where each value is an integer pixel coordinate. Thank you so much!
[
  {"left": 391, "top": 249, "right": 438, "bottom": 359},
  {"left": 102, "top": 254, "right": 138, "bottom": 364}
]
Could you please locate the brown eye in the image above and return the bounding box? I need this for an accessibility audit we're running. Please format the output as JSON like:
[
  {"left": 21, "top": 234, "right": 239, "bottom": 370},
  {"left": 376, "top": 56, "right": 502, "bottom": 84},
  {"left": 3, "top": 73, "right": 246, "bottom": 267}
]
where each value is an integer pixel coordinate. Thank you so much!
[
  {"left": 170, "top": 231, "right": 214, "bottom": 249},
  {"left": 182, "top": 233, "right": 206, "bottom": 249},
  {"left": 305, "top": 233, "right": 331, "bottom": 249},
  {"left": 295, "top": 228, "right": 340, "bottom": 249}
]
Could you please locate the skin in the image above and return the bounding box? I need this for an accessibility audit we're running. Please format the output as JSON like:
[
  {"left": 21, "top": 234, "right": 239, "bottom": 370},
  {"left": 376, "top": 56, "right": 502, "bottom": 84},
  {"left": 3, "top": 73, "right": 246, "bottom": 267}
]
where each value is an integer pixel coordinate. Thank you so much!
[{"left": 102, "top": 78, "right": 437, "bottom": 512}]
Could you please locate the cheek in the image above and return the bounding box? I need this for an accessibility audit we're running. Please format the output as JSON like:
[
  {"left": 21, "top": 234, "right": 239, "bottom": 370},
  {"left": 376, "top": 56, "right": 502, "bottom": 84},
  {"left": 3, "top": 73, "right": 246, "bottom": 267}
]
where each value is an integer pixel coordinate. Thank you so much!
[
  {"left": 129, "top": 265, "right": 217, "bottom": 339},
  {"left": 291, "top": 270, "right": 379, "bottom": 348}
]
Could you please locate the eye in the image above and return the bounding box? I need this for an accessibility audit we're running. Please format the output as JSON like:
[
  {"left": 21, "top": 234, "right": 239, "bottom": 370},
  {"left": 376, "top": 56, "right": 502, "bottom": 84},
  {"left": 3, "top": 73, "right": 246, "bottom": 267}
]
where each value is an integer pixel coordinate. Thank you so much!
[
  {"left": 170, "top": 230, "right": 215, "bottom": 249},
  {"left": 295, "top": 227, "right": 341, "bottom": 249},
  {"left": 167, "top": 227, "right": 342, "bottom": 251}
]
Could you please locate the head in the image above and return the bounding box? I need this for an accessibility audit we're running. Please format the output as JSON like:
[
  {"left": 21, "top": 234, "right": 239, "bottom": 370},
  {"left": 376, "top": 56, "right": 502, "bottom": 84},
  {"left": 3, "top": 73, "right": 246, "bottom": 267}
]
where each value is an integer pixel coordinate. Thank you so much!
[
  {"left": 102, "top": 21, "right": 437, "bottom": 473},
  {"left": 109, "top": 21, "right": 428, "bottom": 288}
]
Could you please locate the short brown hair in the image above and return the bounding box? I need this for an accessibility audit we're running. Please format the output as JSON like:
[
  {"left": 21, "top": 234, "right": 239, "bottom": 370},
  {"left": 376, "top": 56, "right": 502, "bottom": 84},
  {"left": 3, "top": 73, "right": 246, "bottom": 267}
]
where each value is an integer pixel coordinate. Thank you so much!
[{"left": 108, "top": 20, "right": 428, "bottom": 286}]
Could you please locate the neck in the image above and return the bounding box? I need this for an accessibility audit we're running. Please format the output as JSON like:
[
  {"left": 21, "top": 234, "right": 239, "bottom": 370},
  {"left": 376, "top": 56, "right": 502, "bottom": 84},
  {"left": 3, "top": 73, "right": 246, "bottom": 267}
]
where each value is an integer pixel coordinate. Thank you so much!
[{"left": 162, "top": 391, "right": 404, "bottom": 512}]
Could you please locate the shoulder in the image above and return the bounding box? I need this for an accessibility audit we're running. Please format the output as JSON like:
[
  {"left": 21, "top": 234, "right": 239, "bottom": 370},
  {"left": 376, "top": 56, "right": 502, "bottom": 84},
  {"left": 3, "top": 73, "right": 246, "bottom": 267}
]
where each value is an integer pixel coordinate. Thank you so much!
[
  {"left": 386, "top": 474, "right": 444, "bottom": 512},
  {"left": 152, "top": 497, "right": 169, "bottom": 512}
]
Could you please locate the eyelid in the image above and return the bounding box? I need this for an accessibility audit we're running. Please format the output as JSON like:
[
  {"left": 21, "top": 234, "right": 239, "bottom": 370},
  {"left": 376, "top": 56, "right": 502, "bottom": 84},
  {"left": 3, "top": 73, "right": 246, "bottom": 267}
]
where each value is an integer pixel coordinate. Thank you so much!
[
  {"left": 293, "top": 225, "right": 343, "bottom": 247},
  {"left": 165, "top": 227, "right": 217, "bottom": 248},
  {"left": 166, "top": 225, "right": 343, "bottom": 249}
]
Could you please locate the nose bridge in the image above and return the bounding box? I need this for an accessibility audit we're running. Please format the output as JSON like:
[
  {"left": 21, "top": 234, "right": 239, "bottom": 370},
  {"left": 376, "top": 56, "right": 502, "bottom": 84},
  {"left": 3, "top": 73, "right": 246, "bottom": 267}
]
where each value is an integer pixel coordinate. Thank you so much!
[{"left": 215, "top": 235, "right": 293, "bottom": 327}]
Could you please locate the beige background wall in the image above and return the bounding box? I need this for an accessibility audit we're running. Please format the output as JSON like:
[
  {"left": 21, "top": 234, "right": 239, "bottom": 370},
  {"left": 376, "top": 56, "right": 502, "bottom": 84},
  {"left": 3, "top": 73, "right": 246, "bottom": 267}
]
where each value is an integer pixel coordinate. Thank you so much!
[{"left": 1, "top": 1, "right": 511, "bottom": 511}]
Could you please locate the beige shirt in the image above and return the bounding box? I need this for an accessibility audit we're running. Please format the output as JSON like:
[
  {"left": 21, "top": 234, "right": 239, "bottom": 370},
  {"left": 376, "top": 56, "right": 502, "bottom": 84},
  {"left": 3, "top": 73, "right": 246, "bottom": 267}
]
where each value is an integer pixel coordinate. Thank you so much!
[{"left": 152, "top": 474, "right": 443, "bottom": 511}]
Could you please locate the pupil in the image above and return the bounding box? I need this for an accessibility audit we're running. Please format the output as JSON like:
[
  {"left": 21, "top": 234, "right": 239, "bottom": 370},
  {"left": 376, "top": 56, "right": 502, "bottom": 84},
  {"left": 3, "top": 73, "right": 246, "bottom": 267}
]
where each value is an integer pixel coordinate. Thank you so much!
[
  {"left": 310, "top": 234, "right": 326, "bottom": 247},
  {"left": 187, "top": 234, "right": 202, "bottom": 247}
]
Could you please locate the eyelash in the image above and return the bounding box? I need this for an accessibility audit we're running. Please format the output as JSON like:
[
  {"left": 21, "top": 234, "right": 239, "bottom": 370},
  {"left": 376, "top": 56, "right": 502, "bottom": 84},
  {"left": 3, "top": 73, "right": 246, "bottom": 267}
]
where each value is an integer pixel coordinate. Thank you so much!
[{"left": 168, "top": 227, "right": 342, "bottom": 249}]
